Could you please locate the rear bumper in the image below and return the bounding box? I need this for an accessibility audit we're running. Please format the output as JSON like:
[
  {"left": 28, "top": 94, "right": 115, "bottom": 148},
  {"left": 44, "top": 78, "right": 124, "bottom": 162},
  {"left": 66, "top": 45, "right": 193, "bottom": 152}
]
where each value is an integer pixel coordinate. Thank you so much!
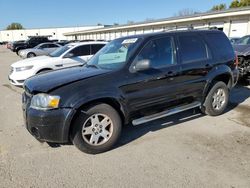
[{"left": 232, "top": 68, "right": 239, "bottom": 87}]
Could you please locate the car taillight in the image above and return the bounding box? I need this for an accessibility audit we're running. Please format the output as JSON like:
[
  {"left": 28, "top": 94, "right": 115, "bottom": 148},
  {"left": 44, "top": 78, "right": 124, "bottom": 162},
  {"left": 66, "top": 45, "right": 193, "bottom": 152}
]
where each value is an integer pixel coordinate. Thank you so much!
[{"left": 234, "top": 52, "right": 239, "bottom": 67}]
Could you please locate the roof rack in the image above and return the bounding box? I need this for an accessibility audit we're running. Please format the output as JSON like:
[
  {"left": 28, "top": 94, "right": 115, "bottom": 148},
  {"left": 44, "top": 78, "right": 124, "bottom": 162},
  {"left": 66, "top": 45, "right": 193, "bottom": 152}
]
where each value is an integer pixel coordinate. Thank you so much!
[{"left": 163, "top": 26, "right": 219, "bottom": 32}]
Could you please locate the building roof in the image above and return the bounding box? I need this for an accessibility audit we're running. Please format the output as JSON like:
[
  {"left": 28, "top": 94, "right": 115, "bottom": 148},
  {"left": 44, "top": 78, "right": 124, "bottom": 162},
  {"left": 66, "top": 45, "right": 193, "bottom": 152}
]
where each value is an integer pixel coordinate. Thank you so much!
[{"left": 64, "top": 7, "right": 250, "bottom": 36}]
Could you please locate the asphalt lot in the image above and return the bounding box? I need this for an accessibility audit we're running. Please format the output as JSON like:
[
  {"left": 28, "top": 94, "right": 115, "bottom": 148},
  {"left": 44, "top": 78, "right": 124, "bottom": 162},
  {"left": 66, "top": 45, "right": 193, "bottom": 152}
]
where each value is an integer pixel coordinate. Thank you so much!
[{"left": 0, "top": 46, "right": 250, "bottom": 188}]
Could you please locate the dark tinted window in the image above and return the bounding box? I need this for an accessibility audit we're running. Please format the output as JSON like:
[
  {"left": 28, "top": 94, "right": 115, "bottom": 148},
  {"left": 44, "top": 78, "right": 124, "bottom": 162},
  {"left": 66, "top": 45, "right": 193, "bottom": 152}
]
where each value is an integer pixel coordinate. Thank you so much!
[
  {"left": 47, "top": 44, "right": 58, "bottom": 48},
  {"left": 91, "top": 44, "right": 105, "bottom": 54},
  {"left": 70, "top": 45, "right": 90, "bottom": 56},
  {"left": 134, "top": 37, "right": 175, "bottom": 68},
  {"left": 206, "top": 33, "right": 234, "bottom": 60},
  {"left": 39, "top": 44, "right": 48, "bottom": 48},
  {"left": 179, "top": 35, "right": 208, "bottom": 63}
]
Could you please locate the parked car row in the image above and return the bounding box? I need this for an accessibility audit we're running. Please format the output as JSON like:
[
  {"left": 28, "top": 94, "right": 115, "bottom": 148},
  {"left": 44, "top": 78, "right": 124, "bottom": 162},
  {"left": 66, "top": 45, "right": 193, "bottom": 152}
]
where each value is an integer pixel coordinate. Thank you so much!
[
  {"left": 9, "top": 41, "right": 107, "bottom": 86},
  {"left": 20, "top": 30, "right": 239, "bottom": 154},
  {"left": 18, "top": 42, "right": 62, "bottom": 58}
]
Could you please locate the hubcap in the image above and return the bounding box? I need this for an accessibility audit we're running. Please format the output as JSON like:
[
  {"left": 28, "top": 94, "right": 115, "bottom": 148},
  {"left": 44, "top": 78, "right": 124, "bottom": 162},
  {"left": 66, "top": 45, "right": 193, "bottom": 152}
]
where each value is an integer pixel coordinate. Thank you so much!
[
  {"left": 81, "top": 113, "right": 113, "bottom": 146},
  {"left": 212, "top": 88, "right": 226, "bottom": 110}
]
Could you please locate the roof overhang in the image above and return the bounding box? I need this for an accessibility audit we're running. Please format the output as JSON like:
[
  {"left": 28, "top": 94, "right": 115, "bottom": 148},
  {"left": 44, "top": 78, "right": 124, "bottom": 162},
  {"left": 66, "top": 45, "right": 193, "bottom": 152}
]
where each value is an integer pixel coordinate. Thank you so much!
[{"left": 64, "top": 7, "right": 250, "bottom": 36}]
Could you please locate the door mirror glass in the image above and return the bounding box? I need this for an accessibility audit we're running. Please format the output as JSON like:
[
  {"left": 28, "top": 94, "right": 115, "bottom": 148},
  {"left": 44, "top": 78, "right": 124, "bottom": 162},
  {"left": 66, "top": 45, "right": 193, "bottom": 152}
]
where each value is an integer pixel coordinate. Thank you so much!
[
  {"left": 64, "top": 52, "right": 74, "bottom": 58},
  {"left": 133, "top": 59, "right": 151, "bottom": 72}
]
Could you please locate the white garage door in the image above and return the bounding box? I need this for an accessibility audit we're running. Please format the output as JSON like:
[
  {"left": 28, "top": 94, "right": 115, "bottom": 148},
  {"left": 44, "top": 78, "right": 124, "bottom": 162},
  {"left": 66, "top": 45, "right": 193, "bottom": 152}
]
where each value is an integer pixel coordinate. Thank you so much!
[{"left": 230, "top": 20, "right": 248, "bottom": 38}]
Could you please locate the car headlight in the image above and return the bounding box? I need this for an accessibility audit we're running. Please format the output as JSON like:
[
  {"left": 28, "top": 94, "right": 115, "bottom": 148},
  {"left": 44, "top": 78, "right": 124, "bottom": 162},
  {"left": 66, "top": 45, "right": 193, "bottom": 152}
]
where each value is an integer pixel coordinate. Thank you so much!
[
  {"left": 15, "top": 65, "right": 33, "bottom": 72},
  {"left": 30, "top": 94, "right": 60, "bottom": 110}
]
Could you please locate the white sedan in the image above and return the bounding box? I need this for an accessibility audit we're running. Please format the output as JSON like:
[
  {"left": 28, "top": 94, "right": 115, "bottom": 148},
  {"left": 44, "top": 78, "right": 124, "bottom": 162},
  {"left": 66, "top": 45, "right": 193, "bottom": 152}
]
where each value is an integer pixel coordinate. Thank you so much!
[
  {"left": 18, "top": 43, "right": 62, "bottom": 58},
  {"left": 9, "top": 41, "right": 107, "bottom": 86}
]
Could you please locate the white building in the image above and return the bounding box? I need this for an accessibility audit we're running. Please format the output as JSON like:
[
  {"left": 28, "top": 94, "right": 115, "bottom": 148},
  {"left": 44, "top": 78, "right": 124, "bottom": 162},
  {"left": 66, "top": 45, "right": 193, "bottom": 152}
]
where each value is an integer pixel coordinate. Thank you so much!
[
  {"left": 64, "top": 7, "right": 250, "bottom": 40},
  {"left": 0, "top": 26, "right": 104, "bottom": 42}
]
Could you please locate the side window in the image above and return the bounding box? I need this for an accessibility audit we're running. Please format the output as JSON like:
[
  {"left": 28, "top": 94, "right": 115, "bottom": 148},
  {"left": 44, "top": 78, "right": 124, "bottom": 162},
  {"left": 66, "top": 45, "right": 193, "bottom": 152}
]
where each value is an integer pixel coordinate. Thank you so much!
[
  {"left": 205, "top": 33, "right": 234, "bottom": 61},
  {"left": 39, "top": 44, "right": 48, "bottom": 49},
  {"left": 91, "top": 44, "right": 105, "bottom": 55},
  {"left": 178, "top": 35, "right": 208, "bottom": 63},
  {"left": 70, "top": 45, "right": 91, "bottom": 57},
  {"left": 47, "top": 44, "right": 58, "bottom": 48},
  {"left": 134, "top": 37, "right": 175, "bottom": 69}
]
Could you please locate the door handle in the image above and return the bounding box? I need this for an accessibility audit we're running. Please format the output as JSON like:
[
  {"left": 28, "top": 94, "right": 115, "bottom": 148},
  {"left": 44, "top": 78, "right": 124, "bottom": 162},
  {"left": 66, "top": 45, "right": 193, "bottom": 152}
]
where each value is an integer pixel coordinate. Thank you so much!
[
  {"left": 205, "top": 63, "right": 212, "bottom": 68},
  {"left": 156, "top": 71, "right": 176, "bottom": 80},
  {"left": 167, "top": 71, "right": 176, "bottom": 76}
]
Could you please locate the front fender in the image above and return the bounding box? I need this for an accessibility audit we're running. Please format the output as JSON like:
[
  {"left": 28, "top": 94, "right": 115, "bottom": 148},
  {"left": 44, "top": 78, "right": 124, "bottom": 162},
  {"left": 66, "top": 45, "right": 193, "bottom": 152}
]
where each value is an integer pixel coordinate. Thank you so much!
[
  {"left": 61, "top": 91, "right": 128, "bottom": 142},
  {"left": 70, "top": 90, "right": 128, "bottom": 118}
]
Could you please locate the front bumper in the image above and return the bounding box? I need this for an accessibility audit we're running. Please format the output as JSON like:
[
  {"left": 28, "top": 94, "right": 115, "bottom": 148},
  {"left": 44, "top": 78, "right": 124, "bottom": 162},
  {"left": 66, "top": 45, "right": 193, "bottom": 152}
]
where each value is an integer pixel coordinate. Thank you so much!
[
  {"left": 9, "top": 69, "right": 35, "bottom": 86},
  {"left": 22, "top": 93, "right": 75, "bottom": 143}
]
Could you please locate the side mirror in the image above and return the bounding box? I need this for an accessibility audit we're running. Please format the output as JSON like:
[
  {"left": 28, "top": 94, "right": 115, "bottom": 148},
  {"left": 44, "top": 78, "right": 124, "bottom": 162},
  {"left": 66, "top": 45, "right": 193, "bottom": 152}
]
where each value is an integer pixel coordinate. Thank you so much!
[
  {"left": 133, "top": 59, "right": 151, "bottom": 72},
  {"left": 64, "top": 52, "right": 74, "bottom": 58}
]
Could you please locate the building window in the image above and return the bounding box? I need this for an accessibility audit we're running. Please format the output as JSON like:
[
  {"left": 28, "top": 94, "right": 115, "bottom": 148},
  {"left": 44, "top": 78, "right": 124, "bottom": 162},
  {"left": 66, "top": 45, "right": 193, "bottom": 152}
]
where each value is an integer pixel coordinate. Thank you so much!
[
  {"left": 36, "top": 33, "right": 38, "bottom": 36},
  {"left": 53, "top": 32, "right": 55, "bottom": 35},
  {"left": 21, "top": 34, "right": 23, "bottom": 36},
  {"left": 7, "top": 34, "right": 9, "bottom": 36}
]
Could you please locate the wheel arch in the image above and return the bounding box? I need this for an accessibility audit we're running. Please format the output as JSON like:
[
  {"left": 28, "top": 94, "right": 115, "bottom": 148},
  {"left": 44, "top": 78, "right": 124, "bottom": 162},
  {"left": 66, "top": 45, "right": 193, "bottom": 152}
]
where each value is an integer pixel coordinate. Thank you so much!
[
  {"left": 36, "top": 68, "right": 53, "bottom": 74},
  {"left": 65, "top": 97, "right": 128, "bottom": 142},
  {"left": 203, "top": 65, "right": 233, "bottom": 103}
]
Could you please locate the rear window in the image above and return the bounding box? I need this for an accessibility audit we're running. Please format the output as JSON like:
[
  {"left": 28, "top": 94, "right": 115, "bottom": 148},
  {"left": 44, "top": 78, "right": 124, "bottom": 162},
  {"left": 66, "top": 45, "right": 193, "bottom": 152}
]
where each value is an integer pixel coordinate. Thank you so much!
[
  {"left": 178, "top": 35, "right": 208, "bottom": 63},
  {"left": 205, "top": 33, "right": 234, "bottom": 61}
]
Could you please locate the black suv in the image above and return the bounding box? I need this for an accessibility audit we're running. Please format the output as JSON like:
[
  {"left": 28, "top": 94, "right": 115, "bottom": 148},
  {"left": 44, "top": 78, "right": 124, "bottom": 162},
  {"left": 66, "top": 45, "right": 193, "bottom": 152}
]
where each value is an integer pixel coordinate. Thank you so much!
[
  {"left": 23, "top": 30, "right": 239, "bottom": 154},
  {"left": 11, "top": 36, "right": 50, "bottom": 54}
]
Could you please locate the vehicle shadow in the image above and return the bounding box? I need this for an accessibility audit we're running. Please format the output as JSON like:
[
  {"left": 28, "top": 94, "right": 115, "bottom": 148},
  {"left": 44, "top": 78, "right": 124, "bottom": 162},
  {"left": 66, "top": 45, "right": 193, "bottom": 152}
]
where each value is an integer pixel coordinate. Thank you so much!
[
  {"left": 227, "top": 84, "right": 250, "bottom": 111},
  {"left": 115, "top": 85, "right": 250, "bottom": 150}
]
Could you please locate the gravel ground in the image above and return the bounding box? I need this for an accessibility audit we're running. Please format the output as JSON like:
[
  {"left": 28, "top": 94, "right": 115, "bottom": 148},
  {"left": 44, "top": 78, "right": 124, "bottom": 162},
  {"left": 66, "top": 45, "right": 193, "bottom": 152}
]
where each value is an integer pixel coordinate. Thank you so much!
[{"left": 0, "top": 46, "right": 250, "bottom": 188}]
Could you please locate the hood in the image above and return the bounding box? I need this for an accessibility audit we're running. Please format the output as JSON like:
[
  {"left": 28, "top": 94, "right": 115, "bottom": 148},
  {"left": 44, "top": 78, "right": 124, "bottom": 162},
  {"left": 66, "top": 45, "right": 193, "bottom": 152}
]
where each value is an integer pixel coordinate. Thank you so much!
[
  {"left": 24, "top": 66, "right": 111, "bottom": 93},
  {"left": 11, "top": 56, "right": 53, "bottom": 67},
  {"left": 233, "top": 44, "right": 250, "bottom": 56}
]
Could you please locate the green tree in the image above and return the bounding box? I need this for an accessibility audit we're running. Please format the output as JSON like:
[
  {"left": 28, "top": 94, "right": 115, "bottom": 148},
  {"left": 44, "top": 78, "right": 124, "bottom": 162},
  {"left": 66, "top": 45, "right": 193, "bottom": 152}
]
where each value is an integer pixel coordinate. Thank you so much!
[
  {"left": 211, "top": 4, "right": 227, "bottom": 11},
  {"left": 6, "top": 23, "right": 24, "bottom": 30},
  {"left": 229, "top": 0, "right": 250, "bottom": 8},
  {"left": 239, "top": 0, "right": 250, "bottom": 6},
  {"left": 230, "top": 0, "right": 240, "bottom": 8}
]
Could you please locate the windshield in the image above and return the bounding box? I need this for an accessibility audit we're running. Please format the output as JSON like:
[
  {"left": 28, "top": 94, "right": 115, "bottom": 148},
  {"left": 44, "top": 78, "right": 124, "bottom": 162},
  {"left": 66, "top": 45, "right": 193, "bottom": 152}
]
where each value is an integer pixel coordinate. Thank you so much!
[
  {"left": 86, "top": 37, "right": 141, "bottom": 70},
  {"left": 49, "top": 45, "right": 71, "bottom": 57},
  {"left": 235, "top": 36, "right": 250, "bottom": 45}
]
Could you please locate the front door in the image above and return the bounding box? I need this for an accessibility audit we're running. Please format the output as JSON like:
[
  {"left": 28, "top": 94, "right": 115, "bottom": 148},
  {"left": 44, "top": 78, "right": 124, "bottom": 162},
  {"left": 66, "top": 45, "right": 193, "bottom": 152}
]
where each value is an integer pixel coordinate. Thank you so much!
[{"left": 121, "top": 35, "right": 183, "bottom": 117}]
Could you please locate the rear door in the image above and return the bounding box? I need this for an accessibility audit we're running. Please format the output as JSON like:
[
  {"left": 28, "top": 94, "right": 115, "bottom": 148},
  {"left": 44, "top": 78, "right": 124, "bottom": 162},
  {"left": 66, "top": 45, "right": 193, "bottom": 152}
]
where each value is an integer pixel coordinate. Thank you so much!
[
  {"left": 44, "top": 43, "right": 59, "bottom": 53},
  {"left": 176, "top": 33, "right": 213, "bottom": 103}
]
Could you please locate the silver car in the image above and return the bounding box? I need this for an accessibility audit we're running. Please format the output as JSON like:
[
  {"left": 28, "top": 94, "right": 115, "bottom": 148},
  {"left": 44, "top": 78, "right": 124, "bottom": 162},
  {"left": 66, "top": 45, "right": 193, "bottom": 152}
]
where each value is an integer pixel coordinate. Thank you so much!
[{"left": 19, "top": 43, "right": 61, "bottom": 58}]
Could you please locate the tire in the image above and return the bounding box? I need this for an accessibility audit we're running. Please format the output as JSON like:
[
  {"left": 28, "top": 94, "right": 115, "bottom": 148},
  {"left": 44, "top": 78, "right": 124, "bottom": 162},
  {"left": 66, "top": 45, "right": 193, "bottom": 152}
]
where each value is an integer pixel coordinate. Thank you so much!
[
  {"left": 71, "top": 103, "right": 122, "bottom": 154},
  {"left": 16, "top": 49, "right": 22, "bottom": 55},
  {"left": 202, "top": 81, "right": 229, "bottom": 116},
  {"left": 27, "top": 52, "right": 36, "bottom": 58}
]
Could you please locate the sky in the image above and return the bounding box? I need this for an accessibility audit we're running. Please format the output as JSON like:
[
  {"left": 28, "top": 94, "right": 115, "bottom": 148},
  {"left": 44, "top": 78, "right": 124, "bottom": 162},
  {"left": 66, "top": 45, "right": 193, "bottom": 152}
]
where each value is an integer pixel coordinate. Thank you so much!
[{"left": 0, "top": 0, "right": 232, "bottom": 30}]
